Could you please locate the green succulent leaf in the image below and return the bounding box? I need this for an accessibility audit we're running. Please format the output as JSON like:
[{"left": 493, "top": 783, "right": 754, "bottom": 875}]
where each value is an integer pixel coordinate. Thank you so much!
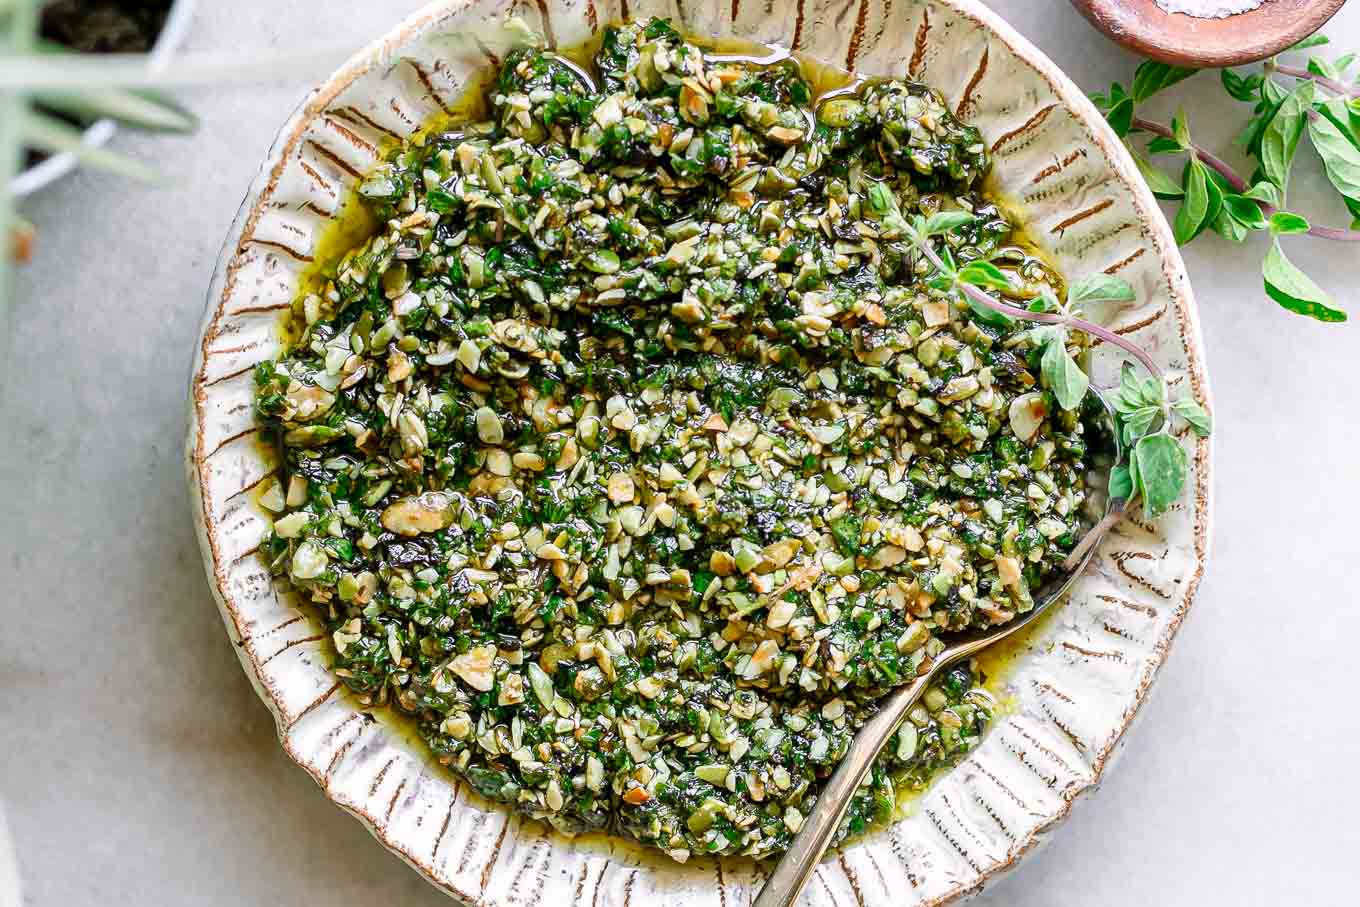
[
  {"left": 33, "top": 87, "right": 196, "bottom": 133},
  {"left": 18, "top": 109, "right": 161, "bottom": 182}
]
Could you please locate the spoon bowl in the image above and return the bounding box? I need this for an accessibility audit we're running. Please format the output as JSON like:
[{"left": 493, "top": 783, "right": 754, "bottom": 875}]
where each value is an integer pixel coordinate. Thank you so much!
[{"left": 752, "top": 388, "right": 1126, "bottom": 907}]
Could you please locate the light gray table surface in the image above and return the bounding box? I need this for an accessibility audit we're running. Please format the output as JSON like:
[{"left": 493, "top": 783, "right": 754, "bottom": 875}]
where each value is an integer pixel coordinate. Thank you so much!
[{"left": 3, "top": 2, "right": 1358, "bottom": 905}]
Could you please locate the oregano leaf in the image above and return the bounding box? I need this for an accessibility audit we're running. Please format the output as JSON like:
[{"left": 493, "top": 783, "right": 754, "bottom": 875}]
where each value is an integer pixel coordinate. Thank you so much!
[
  {"left": 1259, "top": 80, "right": 1314, "bottom": 190},
  {"left": 1262, "top": 239, "right": 1347, "bottom": 322},
  {"left": 1221, "top": 193, "right": 1268, "bottom": 231},
  {"left": 1261, "top": 77, "right": 1289, "bottom": 106},
  {"left": 1201, "top": 164, "right": 1225, "bottom": 233},
  {"left": 1202, "top": 166, "right": 1236, "bottom": 195},
  {"left": 1307, "top": 103, "right": 1360, "bottom": 207},
  {"left": 1040, "top": 338, "right": 1089, "bottom": 412},
  {"left": 1122, "top": 405, "right": 1161, "bottom": 446},
  {"left": 1308, "top": 55, "right": 1342, "bottom": 82},
  {"left": 1128, "top": 445, "right": 1143, "bottom": 503},
  {"left": 1131, "top": 148, "right": 1185, "bottom": 198},
  {"left": 1134, "top": 433, "right": 1188, "bottom": 519},
  {"left": 1173, "top": 158, "right": 1211, "bottom": 244},
  {"left": 1131, "top": 61, "right": 1198, "bottom": 103},
  {"left": 956, "top": 260, "right": 1012, "bottom": 291},
  {"left": 1172, "top": 397, "right": 1213, "bottom": 436},
  {"left": 1109, "top": 464, "right": 1133, "bottom": 501},
  {"left": 1117, "top": 362, "right": 1145, "bottom": 413},
  {"left": 1146, "top": 135, "right": 1183, "bottom": 155},
  {"left": 1105, "top": 96, "right": 1134, "bottom": 137},
  {"left": 964, "top": 298, "right": 1015, "bottom": 329},
  {"left": 1269, "top": 211, "right": 1311, "bottom": 235},
  {"left": 1243, "top": 181, "right": 1284, "bottom": 207},
  {"left": 922, "top": 211, "right": 976, "bottom": 236},
  {"left": 1213, "top": 207, "right": 1249, "bottom": 242},
  {"left": 1220, "top": 68, "right": 1262, "bottom": 102},
  {"left": 1140, "top": 374, "right": 1167, "bottom": 408},
  {"left": 1238, "top": 79, "right": 1288, "bottom": 156},
  {"left": 1172, "top": 108, "right": 1193, "bottom": 149},
  {"left": 1287, "top": 33, "right": 1329, "bottom": 51},
  {"left": 1066, "top": 274, "right": 1137, "bottom": 307},
  {"left": 1027, "top": 324, "right": 1065, "bottom": 347},
  {"left": 1345, "top": 195, "right": 1360, "bottom": 230},
  {"left": 1030, "top": 289, "right": 1061, "bottom": 314}
]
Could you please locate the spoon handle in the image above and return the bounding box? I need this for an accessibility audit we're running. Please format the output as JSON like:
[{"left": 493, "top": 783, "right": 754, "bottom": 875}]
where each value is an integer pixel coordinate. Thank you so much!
[
  {"left": 752, "top": 394, "right": 1123, "bottom": 907},
  {"left": 751, "top": 669, "right": 937, "bottom": 907}
]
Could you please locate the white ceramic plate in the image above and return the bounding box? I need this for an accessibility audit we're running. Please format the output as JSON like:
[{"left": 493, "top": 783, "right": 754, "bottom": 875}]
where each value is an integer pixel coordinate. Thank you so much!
[{"left": 187, "top": 2, "right": 1213, "bottom": 904}]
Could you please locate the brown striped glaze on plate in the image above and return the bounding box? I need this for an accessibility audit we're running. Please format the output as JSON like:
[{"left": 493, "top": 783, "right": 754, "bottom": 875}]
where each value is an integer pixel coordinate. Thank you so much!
[{"left": 186, "top": 1, "right": 1214, "bottom": 903}]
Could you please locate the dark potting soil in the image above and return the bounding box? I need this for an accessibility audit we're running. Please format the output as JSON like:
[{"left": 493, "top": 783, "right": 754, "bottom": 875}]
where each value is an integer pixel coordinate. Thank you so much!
[
  {"left": 41, "top": 0, "right": 173, "bottom": 54},
  {"left": 23, "top": 1, "right": 174, "bottom": 170}
]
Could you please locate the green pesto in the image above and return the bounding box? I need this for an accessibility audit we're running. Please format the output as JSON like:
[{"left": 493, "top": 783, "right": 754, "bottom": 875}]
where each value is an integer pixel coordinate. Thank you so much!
[{"left": 254, "top": 18, "right": 1092, "bottom": 861}]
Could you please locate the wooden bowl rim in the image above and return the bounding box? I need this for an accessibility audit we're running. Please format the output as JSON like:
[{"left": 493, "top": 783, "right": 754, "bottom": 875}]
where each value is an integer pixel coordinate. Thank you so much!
[{"left": 1068, "top": 0, "right": 1348, "bottom": 67}]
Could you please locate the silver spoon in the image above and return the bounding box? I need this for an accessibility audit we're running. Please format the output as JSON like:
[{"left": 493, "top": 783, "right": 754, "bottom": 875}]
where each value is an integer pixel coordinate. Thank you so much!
[{"left": 751, "top": 389, "right": 1126, "bottom": 907}]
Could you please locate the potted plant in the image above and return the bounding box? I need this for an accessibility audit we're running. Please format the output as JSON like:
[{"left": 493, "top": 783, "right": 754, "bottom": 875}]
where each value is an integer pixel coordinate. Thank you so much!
[{"left": 10, "top": 0, "right": 196, "bottom": 197}]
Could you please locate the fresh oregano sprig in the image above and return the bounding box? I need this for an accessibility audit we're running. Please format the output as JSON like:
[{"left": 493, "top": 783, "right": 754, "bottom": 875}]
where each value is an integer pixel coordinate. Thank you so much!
[
  {"left": 1109, "top": 363, "right": 1212, "bottom": 518},
  {"left": 868, "top": 192, "right": 1213, "bottom": 521},
  {"left": 1026, "top": 274, "right": 1139, "bottom": 412},
  {"left": 1091, "top": 40, "right": 1360, "bottom": 323},
  {"left": 869, "top": 193, "right": 1166, "bottom": 377}
]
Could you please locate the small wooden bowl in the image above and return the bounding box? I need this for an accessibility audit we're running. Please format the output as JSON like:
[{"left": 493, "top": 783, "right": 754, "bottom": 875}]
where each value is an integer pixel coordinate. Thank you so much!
[{"left": 1068, "top": 0, "right": 1347, "bottom": 67}]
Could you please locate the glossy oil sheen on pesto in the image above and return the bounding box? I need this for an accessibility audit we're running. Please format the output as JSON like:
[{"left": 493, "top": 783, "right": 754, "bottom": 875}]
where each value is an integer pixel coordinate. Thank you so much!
[{"left": 252, "top": 17, "right": 1094, "bottom": 862}]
